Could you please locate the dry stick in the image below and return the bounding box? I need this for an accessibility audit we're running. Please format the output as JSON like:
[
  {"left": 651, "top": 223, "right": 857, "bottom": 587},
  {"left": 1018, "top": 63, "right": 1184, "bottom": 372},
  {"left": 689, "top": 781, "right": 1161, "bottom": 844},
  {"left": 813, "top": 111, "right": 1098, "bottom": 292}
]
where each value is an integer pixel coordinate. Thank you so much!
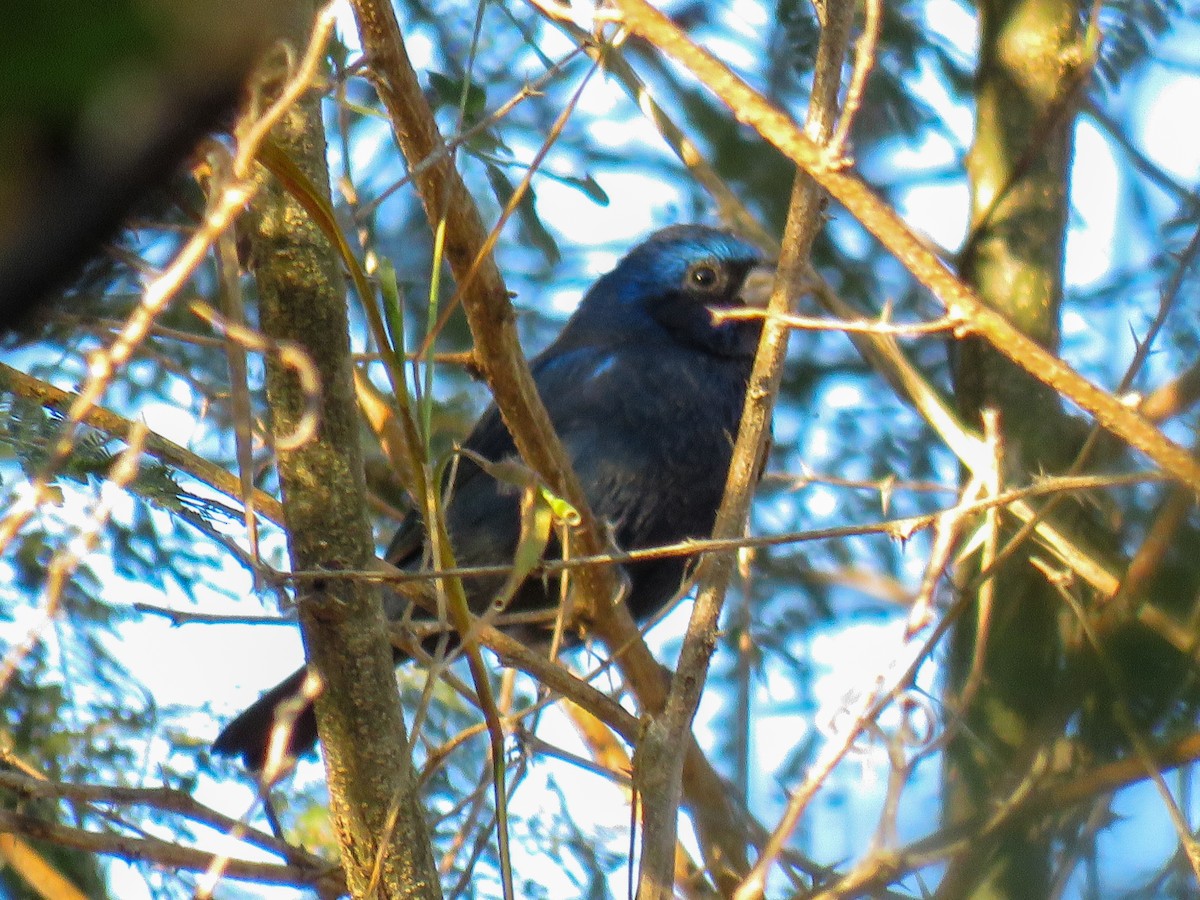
[
  {"left": 827, "top": 0, "right": 883, "bottom": 162},
  {"left": 349, "top": 0, "right": 757, "bottom": 890},
  {"left": 737, "top": 408, "right": 994, "bottom": 894},
  {"left": 612, "top": 0, "right": 1200, "bottom": 492},
  {"left": 188, "top": 302, "right": 321, "bottom": 452},
  {"left": 1119, "top": 221, "right": 1200, "bottom": 399},
  {"left": 2, "top": 720, "right": 336, "bottom": 894},
  {"left": 630, "top": 0, "right": 855, "bottom": 895},
  {"left": 715, "top": 306, "right": 961, "bottom": 335},
  {"left": 0, "top": 811, "right": 344, "bottom": 897}
]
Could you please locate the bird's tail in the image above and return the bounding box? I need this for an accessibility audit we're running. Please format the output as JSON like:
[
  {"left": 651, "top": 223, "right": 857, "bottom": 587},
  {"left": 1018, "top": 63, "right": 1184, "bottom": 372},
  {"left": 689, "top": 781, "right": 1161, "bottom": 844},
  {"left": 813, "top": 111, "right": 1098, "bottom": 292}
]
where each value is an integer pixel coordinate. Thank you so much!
[{"left": 211, "top": 667, "right": 316, "bottom": 771}]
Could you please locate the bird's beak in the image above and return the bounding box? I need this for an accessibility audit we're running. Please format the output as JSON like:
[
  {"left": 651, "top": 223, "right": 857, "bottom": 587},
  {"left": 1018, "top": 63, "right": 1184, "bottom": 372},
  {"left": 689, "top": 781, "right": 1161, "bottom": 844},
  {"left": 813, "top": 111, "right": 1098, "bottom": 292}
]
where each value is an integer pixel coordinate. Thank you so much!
[{"left": 737, "top": 264, "right": 777, "bottom": 309}]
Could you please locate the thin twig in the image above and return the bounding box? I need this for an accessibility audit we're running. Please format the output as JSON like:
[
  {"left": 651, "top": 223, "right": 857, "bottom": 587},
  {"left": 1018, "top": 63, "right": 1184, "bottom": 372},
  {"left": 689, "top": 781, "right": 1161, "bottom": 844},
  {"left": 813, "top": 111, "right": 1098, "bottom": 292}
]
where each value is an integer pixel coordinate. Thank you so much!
[
  {"left": 828, "top": 0, "right": 883, "bottom": 162},
  {"left": 713, "top": 306, "right": 965, "bottom": 336}
]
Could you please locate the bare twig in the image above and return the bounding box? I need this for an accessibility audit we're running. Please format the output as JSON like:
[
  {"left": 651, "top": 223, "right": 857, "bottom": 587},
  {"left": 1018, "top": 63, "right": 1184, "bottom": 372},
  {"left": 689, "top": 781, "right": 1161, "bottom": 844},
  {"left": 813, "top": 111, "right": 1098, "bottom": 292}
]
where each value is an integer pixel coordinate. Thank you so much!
[
  {"left": 713, "top": 306, "right": 965, "bottom": 336},
  {"left": 828, "top": 0, "right": 883, "bottom": 162},
  {"left": 189, "top": 301, "right": 321, "bottom": 452}
]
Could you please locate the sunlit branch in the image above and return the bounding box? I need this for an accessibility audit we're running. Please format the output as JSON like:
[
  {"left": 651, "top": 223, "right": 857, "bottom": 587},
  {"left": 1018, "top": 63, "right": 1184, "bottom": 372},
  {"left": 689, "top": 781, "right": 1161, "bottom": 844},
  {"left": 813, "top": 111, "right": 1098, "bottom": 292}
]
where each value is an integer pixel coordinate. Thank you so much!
[
  {"left": 0, "top": 361, "right": 285, "bottom": 524},
  {"left": 714, "top": 305, "right": 966, "bottom": 337},
  {"left": 611, "top": 0, "right": 1200, "bottom": 492}
]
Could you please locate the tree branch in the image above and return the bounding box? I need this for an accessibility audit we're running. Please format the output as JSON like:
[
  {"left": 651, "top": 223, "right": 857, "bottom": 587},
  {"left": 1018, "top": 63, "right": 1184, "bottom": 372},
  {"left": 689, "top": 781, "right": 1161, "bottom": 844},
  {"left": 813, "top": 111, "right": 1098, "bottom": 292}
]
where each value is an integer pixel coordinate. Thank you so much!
[
  {"left": 611, "top": 0, "right": 1200, "bottom": 492},
  {"left": 0, "top": 810, "right": 344, "bottom": 896},
  {"left": 241, "top": 5, "right": 440, "bottom": 897},
  {"left": 348, "top": 1, "right": 758, "bottom": 888},
  {"left": 0, "top": 361, "right": 284, "bottom": 525}
]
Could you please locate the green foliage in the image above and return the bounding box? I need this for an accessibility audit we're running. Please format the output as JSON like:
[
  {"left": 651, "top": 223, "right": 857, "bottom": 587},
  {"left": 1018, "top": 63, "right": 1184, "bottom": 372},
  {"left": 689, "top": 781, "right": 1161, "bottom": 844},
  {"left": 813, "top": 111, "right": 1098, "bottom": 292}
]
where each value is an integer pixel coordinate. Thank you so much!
[{"left": 1095, "top": 0, "right": 1186, "bottom": 86}]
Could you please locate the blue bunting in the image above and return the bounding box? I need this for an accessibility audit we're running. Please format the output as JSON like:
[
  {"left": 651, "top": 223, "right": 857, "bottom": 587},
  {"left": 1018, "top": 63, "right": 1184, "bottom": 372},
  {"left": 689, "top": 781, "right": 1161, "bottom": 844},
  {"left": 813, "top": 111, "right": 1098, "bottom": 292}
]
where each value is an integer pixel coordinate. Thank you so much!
[{"left": 214, "top": 224, "right": 773, "bottom": 768}]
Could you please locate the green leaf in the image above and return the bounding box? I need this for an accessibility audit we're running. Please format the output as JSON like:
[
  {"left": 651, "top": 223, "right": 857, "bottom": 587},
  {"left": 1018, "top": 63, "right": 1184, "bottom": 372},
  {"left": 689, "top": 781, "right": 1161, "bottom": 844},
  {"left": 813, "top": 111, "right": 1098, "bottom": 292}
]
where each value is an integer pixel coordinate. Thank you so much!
[
  {"left": 492, "top": 483, "right": 554, "bottom": 612},
  {"left": 559, "top": 173, "right": 610, "bottom": 207},
  {"left": 427, "top": 70, "right": 487, "bottom": 121},
  {"left": 484, "top": 163, "right": 560, "bottom": 264}
]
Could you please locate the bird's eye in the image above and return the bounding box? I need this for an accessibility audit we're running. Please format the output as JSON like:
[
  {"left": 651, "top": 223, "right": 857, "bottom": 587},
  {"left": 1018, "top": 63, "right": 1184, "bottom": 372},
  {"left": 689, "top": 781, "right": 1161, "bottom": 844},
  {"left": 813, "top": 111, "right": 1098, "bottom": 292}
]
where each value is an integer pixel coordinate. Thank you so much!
[{"left": 688, "top": 263, "right": 720, "bottom": 291}]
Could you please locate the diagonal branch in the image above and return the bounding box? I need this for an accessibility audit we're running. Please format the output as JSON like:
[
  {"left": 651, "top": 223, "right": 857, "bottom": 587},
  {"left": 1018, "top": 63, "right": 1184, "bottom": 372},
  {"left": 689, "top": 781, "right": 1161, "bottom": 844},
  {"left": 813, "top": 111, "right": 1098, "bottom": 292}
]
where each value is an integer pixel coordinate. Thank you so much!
[
  {"left": 0, "top": 810, "right": 345, "bottom": 896},
  {"left": 0, "top": 360, "right": 284, "bottom": 524},
  {"left": 348, "top": 0, "right": 758, "bottom": 888},
  {"left": 629, "top": 0, "right": 855, "bottom": 894},
  {"left": 611, "top": 0, "right": 1200, "bottom": 492}
]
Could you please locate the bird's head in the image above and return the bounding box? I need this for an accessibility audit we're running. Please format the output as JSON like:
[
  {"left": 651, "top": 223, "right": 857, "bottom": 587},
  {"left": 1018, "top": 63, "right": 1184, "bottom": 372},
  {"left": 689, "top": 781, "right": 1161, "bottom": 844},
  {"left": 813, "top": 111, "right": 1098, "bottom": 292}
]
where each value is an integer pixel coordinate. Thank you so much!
[{"left": 577, "top": 224, "right": 774, "bottom": 359}]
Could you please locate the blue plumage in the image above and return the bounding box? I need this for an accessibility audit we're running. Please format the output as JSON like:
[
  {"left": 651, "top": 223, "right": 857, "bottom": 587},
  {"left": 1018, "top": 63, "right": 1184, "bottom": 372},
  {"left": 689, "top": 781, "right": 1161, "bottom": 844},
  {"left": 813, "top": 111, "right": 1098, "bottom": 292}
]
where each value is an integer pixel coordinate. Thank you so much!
[{"left": 213, "top": 224, "right": 771, "bottom": 768}]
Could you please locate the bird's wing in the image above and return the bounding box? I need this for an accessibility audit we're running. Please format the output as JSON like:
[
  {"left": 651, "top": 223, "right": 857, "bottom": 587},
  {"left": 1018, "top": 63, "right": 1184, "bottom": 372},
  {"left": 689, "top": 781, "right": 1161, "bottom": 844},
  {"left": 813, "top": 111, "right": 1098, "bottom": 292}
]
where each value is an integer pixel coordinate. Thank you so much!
[
  {"left": 390, "top": 338, "right": 729, "bottom": 576},
  {"left": 522, "top": 340, "right": 714, "bottom": 547}
]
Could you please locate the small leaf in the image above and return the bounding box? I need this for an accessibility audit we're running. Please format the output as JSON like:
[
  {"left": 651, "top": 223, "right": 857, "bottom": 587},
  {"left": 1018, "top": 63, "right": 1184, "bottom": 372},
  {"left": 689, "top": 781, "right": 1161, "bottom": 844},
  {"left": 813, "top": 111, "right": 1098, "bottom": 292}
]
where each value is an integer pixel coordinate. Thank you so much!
[
  {"left": 491, "top": 484, "right": 554, "bottom": 611},
  {"left": 560, "top": 173, "right": 610, "bottom": 207},
  {"left": 427, "top": 71, "right": 487, "bottom": 120},
  {"left": 484, "top": 164, "right": 560, "bottom": 264}
]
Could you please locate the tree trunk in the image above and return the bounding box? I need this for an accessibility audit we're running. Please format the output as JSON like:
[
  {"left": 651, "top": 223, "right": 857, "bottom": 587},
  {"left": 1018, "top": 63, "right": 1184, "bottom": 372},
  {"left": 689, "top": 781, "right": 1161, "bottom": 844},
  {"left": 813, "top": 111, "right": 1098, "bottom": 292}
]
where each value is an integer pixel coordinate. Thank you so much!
[
  {"left": 241, "top": 6, "right": 441, "bottom": 897},
  {"left": 943, "top": 0, "right": 1084, "bottom": 894}
]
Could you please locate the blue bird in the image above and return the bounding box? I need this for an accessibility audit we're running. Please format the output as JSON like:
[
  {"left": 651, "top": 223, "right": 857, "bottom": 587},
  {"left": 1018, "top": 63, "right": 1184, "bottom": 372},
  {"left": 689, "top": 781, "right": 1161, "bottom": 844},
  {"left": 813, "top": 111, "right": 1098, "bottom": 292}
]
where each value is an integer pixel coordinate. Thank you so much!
[{"left": 213, "top": 224, "right": 773, "bottom": 768}]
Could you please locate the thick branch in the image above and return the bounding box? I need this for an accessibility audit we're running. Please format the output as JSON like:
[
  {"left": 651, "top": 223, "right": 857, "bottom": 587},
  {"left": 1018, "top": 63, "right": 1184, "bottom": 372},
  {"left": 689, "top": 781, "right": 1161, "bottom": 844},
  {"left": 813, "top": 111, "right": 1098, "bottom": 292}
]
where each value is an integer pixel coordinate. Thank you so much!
[
  {"left": 633, "top": 0, "right": 859, "bottom": 897},
  {"left": 241, "top": 6, "right": 440, "bottom": 897},
  {"left": 631, "top": 0, "right": 855, "bottom": 894},
  {"left": 348, "top": 1, "right": 756, "bottom": 887},
  {"left": 0, "top": 810, "right": 344, "bottom": 896}
]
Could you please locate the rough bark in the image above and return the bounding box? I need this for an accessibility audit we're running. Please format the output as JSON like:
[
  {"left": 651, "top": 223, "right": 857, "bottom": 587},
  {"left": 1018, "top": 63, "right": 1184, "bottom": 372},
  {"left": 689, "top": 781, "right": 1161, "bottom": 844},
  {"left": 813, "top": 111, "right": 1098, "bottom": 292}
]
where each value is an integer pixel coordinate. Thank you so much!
[
  {"left": 241, "top": 6, "right": 441, "bottom": 897},
  {"left": 943, "top": 0, "right": 1084, "bottom": 894}
]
